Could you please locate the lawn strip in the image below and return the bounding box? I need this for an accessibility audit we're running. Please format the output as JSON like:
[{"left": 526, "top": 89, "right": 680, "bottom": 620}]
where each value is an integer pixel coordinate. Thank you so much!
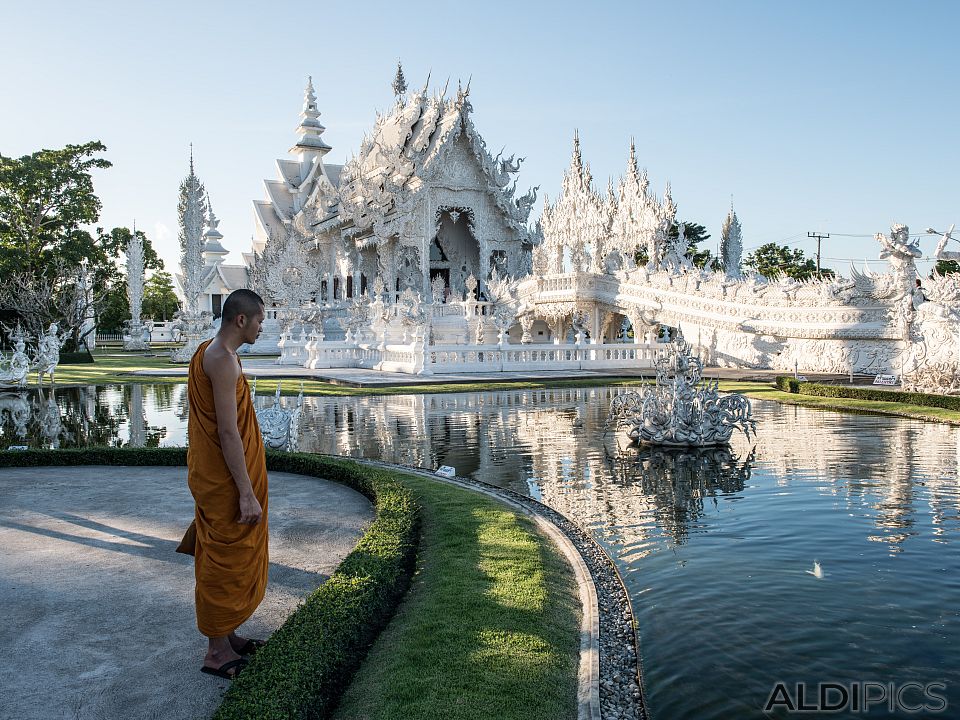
[
  {"left": 332, "top": 472, "right": 581, "bottom": 720},
  {"left": 50, "top": 350, "right": 654, "bottom": 396},
  {"left": 718, "top": 380, "right": 960, "bottom": 425}
]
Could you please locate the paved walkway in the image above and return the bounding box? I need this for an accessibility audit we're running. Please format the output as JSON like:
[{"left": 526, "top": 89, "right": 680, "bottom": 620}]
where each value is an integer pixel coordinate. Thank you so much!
[{"left": 0, "top": 466, "right": 373, "bottom": 720}]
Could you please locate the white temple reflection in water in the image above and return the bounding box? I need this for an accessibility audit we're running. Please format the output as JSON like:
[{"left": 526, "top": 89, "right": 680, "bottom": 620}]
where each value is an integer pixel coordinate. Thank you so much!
[{"left": 2, "top": 384, "right": 958, "bottom": 556}]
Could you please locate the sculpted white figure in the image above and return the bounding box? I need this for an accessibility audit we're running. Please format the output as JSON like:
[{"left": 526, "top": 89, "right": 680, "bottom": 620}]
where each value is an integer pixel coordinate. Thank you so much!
[
  {"left": 34, "top": 324, "right": 65, "bottom": 386},
  {"left": 0, "top": 338, "right": 31, "bottom": 387}
]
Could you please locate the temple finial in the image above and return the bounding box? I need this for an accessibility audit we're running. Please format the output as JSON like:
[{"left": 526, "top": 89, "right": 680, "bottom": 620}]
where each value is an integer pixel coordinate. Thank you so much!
[
  {"left": 392, "top": 60, "right": 407, "bottom": 97},
  {"left": 292, "top": 75, "right": 331, "bottom": 156},
  {"left": 571, "top": 130, "right": 583, "bottom": 176}
]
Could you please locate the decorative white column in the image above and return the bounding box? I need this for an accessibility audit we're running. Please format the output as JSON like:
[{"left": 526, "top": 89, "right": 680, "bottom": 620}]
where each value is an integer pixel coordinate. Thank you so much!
[
  {"left": 124, "top": 228, "right": 150, "bottom": 351},
  {"left": 171, "top": 150, "right": 215, "bottom": 363}
]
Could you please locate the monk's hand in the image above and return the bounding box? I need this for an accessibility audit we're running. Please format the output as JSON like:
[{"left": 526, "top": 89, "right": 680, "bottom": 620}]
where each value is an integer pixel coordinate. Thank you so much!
[{"left": 238, "top": 493, "right": 263, "bottom": 525}]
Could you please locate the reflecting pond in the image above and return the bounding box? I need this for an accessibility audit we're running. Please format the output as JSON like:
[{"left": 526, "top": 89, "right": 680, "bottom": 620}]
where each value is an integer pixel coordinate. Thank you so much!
[{"left": 2, "top": 384, "right": 958, "bottom": 718}]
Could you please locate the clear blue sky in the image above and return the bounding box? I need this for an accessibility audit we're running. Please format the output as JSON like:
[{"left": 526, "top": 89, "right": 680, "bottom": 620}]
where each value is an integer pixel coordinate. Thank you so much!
[{"left": 2, "top": 0, "right": 957, "bottom": 276}]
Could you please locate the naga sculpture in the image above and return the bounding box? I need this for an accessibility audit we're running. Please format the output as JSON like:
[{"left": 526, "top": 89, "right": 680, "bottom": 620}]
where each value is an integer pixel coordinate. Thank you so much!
[{"left": 607, "top": 332, "right": 756, "bottom": 446}]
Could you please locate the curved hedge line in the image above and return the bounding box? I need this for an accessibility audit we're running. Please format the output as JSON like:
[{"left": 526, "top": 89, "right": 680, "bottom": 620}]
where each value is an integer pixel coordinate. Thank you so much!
[
  {"left": 0, "top": 447, "right": 420, "bottom": 720},
  {"left": 774, "top": 375, "right": 960, "bottom": 410}
]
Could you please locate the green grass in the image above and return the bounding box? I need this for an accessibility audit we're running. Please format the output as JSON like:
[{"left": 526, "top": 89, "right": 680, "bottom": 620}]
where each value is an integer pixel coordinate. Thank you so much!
[
  {"left": 332, "top": 473, "right": 581, "bottom": 720},
  {"left": 49, "top": 349, "right": 653, "bottom": 397},
  {"left": 718, "top": 380, "right": 960, "bottom": 425}
]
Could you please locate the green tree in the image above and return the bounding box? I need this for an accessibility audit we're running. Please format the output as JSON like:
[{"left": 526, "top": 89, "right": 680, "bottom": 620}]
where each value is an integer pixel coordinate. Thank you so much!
[
  {"left": 744, "top": 243, "right": 832, "bottom": 280},
  {"left": 0, "top": 141, "right": 111, "bottom": 278},
  {"left": 142, "top": 271, "right": 180, "bottom": 321},
  {"left": 933, "top": 260, "right": 960, "bottom": 277}
]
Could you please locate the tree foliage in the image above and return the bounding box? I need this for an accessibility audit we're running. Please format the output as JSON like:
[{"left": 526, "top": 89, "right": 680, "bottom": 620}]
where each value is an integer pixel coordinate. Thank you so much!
[
  {"left": 743, "top": 243, "right": 832, "bottom": 280},
  {"left": 0, "top": 141, "right": 165, "bottom": 347},
  {"left": 142, "top": 271, "right": 180, "bottom": 322},
  {"left": 0, "top": 141, "right": 111, "bottom": 278},
  {"left": 933, "top": 260, "right": 960, "bottom": 277}
]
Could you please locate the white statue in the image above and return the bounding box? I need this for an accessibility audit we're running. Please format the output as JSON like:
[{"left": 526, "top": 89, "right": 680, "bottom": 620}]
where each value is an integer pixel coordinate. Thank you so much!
[
  {"left": 607, "top": 332, "right": 756, "bottom": 446},
  {"left": 124, "top": 228, "right": 149, "bottom": 351},
  {"left": 34, "top": 323, "right": 65, "bottom": 386},
  {"left": 0, "top": 337, "right": 31, "bottom": 388}
]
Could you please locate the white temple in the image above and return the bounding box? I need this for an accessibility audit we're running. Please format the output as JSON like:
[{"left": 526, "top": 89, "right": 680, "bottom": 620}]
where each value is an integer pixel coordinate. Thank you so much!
[{"left": 173, "top": 67, "right": 960, "bottom": 392}]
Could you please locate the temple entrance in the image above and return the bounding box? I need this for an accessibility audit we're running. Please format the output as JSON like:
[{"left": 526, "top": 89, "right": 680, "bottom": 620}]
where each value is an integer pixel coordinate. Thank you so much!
[{"left": 433, "top": 207, "right": 479, "bottom": 298}]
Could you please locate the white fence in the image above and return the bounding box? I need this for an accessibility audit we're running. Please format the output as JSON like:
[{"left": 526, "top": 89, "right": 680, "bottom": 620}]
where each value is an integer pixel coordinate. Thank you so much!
[{"left": 303, "top": 339, "right": 666, "bottom": 374}]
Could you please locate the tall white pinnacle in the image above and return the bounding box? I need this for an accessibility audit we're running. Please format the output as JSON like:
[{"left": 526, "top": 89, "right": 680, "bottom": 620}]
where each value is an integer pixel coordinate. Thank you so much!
[
  {"left": 178, "top": 150, "right": 206, "bottom": 314},
  {"left": 291, "top": 76, "right": 331, "bottom": 157},
  {"left": 571, "top": 130, "right": 583, "bottom": 178},
  {"left": 721, "top": 203, "right": 744, "bottom": 278},
  {"left": 126, "top": 228, "right": 145, "bottom": 325}
]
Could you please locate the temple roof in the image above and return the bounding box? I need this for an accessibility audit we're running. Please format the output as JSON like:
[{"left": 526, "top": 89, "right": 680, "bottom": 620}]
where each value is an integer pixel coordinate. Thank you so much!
[{"left": 252, "top": 71, "right": 536, "bottom": 250}]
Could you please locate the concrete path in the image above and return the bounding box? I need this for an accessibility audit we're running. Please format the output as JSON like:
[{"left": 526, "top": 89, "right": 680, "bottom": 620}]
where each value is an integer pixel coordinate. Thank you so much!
[{"left": 0, "top": 466, "right": 374, "bottom": 720}]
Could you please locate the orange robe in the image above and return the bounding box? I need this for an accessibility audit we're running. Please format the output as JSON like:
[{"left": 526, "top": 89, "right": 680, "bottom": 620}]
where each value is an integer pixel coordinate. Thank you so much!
[{"left": 187, "top": 340, "right": 269, "bottom": 637}]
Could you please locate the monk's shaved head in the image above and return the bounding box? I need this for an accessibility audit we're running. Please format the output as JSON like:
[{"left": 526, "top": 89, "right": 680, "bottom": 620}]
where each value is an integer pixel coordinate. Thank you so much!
[{"left": 221, "top": 289, "right": 264, "bottom": 323}]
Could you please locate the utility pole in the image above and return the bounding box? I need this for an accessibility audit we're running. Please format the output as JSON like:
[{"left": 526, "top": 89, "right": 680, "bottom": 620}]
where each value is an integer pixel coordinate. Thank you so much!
[{"left": 807, "top": 231, "right": 830, "bottom": 274}]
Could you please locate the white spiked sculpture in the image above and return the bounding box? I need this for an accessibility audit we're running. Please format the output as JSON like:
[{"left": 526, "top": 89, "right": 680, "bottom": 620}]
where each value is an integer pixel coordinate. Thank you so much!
[
  {"left": 607, "top": 332, "right": 756, "bottom": 446},
  {"left": 720, "top": 203, "right": 744, "bottom": 279},
  {"left": 123, "top": 226, "right": 150, "bottom": 350},
  {"left": 171, "top": 148, "right": 214, "bottom": 362}
]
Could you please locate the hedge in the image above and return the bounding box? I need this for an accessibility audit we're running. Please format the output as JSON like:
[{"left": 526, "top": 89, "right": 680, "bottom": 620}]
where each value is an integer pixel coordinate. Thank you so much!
[
  {"left": 774, "top": 376, "right": 800, "bottom": 393},
  {"left": 0, "top": 447, "right": 420, "bottom": 720},
  {"left": 59, "top": 350, "right": 95, "bottom": 364},
  {"left": 773, "top": 376, "right": 960, "bottom": 410}
]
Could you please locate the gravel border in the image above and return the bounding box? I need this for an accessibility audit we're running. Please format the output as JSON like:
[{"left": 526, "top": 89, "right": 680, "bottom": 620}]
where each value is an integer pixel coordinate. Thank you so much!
[{"left": 349, "top": 457, "right": 648, "bottom": 720}]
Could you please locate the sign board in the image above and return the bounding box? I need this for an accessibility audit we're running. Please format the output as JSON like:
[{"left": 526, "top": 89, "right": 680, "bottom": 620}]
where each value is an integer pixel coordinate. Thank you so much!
[{"left": 873, "top": 374, "right": 898, "bottom": 386}]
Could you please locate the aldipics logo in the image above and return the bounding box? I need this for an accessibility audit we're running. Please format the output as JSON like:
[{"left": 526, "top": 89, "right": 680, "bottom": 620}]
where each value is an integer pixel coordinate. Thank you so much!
[{"left": 763, "top": 682, "right": 948, "bottom": 714}]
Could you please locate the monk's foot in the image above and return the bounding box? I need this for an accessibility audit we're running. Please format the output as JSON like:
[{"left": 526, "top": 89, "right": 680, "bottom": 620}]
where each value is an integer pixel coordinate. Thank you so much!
[
  {"left": 203, "top": 646, "right": 243, "bottom": 674},
  {"left": 228, "top": 632, "right": 266, "bottom": 655}
]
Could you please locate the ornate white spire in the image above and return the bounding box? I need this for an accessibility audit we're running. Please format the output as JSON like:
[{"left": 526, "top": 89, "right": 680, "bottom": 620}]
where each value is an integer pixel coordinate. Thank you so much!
[
  {"left": 292, "top": 76, "right": 331, "bottom": 156},
  {"left": 178, "top": 150, "right": 206, "bottom": 313},
  {"left": 571, "top": 130, "right": 583, "bottom": 179},
  {"left": 720, "top": 202, "right": 744, "bottom": 278},
  {"left": 628, "top": 137, "right": 639, "bottom": 181},
  {"left": 202, "top": 194, "right": 228, "bottom": 264}
]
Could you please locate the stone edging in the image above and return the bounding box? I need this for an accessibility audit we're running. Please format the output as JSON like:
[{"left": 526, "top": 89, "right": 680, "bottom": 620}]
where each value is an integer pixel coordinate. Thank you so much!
[{"left": 349, "top": 457, "right": 648, "bottom": 720}]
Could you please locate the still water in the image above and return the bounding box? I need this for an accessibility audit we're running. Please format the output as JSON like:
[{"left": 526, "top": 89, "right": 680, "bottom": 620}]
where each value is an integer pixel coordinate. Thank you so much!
[{"left": 3, "top": 383, "right": 958, "bottom": 719}]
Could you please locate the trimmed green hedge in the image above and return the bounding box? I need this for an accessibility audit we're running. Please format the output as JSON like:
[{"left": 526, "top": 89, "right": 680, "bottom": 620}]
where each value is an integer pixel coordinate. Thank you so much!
[
  {"left": 59, "top": 350, "right": 95, "bottom": 364},
  {"left": 0, "top": 447, "right": 420, "bottom": 720},
  {"left": 773, "top": 376, "right": 960, "bottom": 410},
  {"left": 775, "top": 375, "right": 800, "bottom": 393}
]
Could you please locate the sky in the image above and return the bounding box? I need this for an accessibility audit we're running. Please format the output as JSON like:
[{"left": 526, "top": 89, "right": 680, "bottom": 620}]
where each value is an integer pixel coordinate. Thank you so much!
[{"left": 2, "top": 0, "right": 957, "bottom": 277}]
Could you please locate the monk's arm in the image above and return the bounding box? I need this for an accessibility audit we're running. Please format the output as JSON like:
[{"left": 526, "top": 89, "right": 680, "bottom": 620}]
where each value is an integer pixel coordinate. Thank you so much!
[{"left": 207, "top": 351, "right": 262, "bottom": 524}]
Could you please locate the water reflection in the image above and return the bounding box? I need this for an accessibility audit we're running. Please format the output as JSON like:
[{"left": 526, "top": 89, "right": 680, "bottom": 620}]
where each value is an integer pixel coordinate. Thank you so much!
[
  {"left": 603, "top": 446, "right": 753, "bottom": 546},
  {"left": 0, "top": 385, "right": 174, "bottom": 449},
  {"left": 1, "top": 383, "right": 958, "bottom": 718}
]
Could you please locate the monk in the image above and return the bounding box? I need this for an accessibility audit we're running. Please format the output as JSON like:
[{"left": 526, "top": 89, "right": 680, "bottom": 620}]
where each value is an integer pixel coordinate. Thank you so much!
[{"left": 187, "top": 288, "right": 269, "bottom": 679}]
